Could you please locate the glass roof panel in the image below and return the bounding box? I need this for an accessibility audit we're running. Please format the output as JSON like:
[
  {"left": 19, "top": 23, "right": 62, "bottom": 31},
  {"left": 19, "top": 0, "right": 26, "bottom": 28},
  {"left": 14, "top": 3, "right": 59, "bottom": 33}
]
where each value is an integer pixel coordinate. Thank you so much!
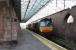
[
  {"left": 25, "top": 0, "right": 49, "bottom": 19},
  {"left": 21, "top": 0, "right": 50, "bottom": 21},
  {"left": 21, "top": 0, "right": 30, "bottom": 19},
  {"left": 23, "top": 0, "right": 37, "bottom": 19}
]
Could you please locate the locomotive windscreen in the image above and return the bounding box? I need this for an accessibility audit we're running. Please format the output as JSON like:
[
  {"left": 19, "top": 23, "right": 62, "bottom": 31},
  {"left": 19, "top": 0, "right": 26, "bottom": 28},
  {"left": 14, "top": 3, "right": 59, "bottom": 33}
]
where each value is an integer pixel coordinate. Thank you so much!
[
  {"left": 39, "top": 18, "right": 53, "bottom": 33},
  {"left": 40, "top": 21, "right": 50, "bottom": 26}
]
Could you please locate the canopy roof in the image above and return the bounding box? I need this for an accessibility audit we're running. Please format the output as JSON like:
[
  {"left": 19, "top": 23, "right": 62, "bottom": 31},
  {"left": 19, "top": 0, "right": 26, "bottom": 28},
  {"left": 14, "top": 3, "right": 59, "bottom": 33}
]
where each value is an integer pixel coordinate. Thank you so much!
[{"left": 21, "top": 0, "right": 51, "bottom": 22}]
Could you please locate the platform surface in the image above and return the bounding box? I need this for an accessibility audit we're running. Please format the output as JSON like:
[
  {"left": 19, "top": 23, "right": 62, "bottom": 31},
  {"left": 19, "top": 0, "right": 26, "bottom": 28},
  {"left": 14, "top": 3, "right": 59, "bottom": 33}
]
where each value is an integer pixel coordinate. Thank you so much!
[
  {"left": 0, "top": 29, "right": 67, "bottom": 50},
  {"left": 0, "top": 29, "right": 51, "bottom": 50}
]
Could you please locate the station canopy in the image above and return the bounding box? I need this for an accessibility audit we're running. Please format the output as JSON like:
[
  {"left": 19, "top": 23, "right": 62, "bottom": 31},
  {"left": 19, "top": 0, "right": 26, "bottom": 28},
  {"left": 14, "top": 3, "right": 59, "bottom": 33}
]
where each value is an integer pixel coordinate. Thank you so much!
[{"left": 21, "top": 0, "right": 51, "bottom": 22}]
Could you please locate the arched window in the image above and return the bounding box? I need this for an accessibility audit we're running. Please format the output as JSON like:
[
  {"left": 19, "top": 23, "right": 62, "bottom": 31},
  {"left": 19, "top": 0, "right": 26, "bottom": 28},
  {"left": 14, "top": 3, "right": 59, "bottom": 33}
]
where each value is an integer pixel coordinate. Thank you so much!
[
  {"left": 67, "top": 15, "right": 74, "bottom": 23},
  {"left": 64, "top": 13, "right": 74, "bottom": 23}
]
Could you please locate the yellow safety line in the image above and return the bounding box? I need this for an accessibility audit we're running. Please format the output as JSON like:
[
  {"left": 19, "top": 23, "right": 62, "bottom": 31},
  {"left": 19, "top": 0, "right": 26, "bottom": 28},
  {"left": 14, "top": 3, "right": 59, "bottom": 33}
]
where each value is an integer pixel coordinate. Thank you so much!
[{"left": 26, "top": 29, "right": 67, "bottom": 50}]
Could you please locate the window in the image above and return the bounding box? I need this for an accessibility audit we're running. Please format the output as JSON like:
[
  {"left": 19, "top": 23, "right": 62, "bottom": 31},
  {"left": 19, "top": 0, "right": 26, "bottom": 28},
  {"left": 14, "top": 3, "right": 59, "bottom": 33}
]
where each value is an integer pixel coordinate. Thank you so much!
[
  {"left": 40, "top": 21, "right": 50, "bottom": 26},
  {"left": 67, "top": 15, "right": 74, "bottom": 23}
]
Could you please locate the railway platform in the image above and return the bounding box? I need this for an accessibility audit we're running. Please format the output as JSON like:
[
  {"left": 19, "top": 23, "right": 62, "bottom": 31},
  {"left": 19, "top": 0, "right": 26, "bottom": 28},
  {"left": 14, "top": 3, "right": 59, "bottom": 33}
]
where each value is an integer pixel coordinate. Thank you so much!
[{"left": 0, "top": 29, "right": 67, "bottom": 50}]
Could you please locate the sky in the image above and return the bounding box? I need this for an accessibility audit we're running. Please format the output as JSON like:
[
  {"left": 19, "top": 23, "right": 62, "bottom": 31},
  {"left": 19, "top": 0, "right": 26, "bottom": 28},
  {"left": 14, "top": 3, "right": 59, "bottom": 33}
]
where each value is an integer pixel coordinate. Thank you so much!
[{"left": 20, "top": 0, "right": 76, "bottom": 29}]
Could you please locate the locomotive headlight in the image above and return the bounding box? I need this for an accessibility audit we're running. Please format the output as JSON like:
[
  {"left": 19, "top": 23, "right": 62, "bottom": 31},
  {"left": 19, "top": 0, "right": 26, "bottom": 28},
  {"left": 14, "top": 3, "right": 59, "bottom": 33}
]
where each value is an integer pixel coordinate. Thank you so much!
[{"left": 50, "top": 25, "right": 53, "bottom": 32}]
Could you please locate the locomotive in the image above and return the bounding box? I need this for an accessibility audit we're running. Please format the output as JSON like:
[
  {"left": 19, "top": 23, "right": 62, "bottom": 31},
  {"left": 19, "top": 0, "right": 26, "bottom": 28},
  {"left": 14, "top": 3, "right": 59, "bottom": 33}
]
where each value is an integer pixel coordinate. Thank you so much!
[{"left": 39, "top": 18, "right": 53, "bottom": 33}]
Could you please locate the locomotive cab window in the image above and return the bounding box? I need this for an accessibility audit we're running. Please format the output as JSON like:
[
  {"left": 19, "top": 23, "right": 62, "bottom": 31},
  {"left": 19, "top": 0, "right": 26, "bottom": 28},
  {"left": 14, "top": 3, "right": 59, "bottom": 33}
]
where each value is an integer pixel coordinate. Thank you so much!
[
  {"left": 40, "top": 21, "right": 50, "bottom": 26},
  {"left": 39, "top": 18, "right": 52, "bottom": 26}
]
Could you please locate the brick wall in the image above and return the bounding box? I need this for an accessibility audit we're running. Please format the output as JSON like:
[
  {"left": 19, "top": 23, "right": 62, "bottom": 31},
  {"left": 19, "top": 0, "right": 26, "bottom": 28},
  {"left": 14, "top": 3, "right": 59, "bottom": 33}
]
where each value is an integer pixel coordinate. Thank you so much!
[{"left": 0, "top": 1, "right": 20, "bottom": 44}]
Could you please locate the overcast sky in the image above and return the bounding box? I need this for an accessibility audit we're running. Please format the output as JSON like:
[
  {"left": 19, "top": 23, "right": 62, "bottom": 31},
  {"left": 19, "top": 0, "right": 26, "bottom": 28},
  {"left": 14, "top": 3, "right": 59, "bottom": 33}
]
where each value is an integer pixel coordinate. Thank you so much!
[{"left": 20, "top": 0, "right": 76, "bottom": 29}]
